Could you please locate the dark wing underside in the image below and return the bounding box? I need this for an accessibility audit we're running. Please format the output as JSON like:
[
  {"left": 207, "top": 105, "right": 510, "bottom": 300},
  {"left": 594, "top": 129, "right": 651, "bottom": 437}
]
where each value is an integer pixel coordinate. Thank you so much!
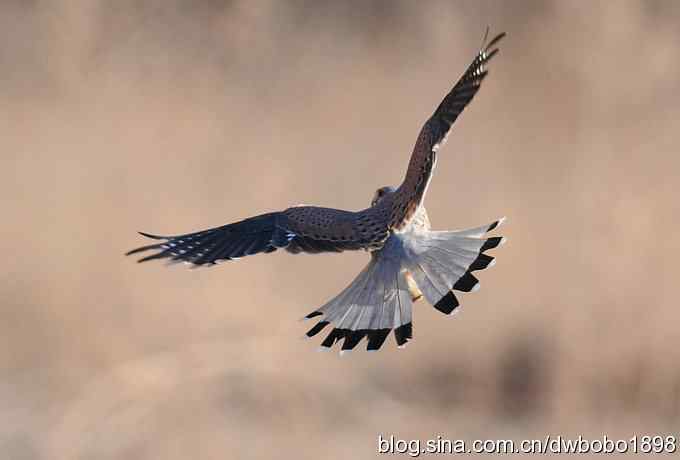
[
  {"left": 423, "top": 31, "right": 505, "bottom": 153},
  {"left": 126, "top": 205, "right": 386, "bottom": 266},
  {"left": 126, "top": 212, "right": 291, "bottom": 265},
  {"left": 389, "top": 30, "right": 505, "bottom": 230}
]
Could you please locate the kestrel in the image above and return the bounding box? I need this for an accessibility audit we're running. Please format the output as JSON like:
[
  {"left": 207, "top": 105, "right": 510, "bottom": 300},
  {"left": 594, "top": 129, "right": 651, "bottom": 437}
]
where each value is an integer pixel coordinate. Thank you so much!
[{"left": 128, "top": 31, "right": 506, "bottom": 353}]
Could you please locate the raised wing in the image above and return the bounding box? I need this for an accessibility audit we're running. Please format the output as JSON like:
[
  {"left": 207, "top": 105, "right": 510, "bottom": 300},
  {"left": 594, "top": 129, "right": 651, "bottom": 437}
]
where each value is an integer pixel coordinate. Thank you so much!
[
  {"left": 126, "top": 205, "right": 389, "bottom": 266},
  {"left": 421, "top": 30, "right": 505, "bottom": 154},
  {"left": 389, "top": 30, "right": 505, "bottom": 229}
]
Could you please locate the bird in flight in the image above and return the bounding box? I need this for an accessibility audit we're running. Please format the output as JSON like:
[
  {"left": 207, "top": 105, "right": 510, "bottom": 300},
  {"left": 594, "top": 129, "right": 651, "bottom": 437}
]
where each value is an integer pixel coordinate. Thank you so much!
[{"left": 128, "top": 30, "right": 506, "bottom": 353}]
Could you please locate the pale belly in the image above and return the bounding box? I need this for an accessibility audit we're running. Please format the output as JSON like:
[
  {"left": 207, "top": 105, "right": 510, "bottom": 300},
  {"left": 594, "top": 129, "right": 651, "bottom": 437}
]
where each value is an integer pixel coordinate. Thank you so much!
[{"left": 380, "top": 205, "right": 431, "bottom": 302}]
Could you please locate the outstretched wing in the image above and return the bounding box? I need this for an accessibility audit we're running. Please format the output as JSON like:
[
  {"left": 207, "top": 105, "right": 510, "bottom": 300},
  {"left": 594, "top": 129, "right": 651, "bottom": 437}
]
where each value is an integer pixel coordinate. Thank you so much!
[
  {"left": 420, "top": 30, "right": 505, "bottom": 154},
  {"left": 126, "top": 205, "right": 388, "bottom": 266},
  {"left": 390, "top": 30, "right": 505, "bottom": 229}
]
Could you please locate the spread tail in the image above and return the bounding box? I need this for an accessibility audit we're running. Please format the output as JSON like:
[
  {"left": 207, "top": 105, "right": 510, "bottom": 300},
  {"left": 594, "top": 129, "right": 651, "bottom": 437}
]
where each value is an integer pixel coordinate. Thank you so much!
[{"left": 303, "top": 218, "right": 505, "bottom": 352}]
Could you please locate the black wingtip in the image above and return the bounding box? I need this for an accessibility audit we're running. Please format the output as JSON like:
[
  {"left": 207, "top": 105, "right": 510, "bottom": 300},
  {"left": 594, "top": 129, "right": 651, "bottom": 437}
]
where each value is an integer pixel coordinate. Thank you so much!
[
  {"left": 126, "top": 232, "right": 168, "bottom": 256},
  {"left": 125, "top": 245, "right": 151, "bottom": 257},
  {"left": 485, "top": 32, "right": 506, "bottom": 52},
  {"left": 138, "top": 231, "right": 167, "bottom": 240},
  {"left": 484, "top": 47, "right": 499, "bottom": 62},
  {"left": 136, "top": 252, "right": 166, "bottom": 264}
]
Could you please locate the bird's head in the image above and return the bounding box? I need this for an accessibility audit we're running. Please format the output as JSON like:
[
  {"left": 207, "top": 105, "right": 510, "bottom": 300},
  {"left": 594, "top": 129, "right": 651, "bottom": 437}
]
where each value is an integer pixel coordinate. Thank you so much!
[{"left": 370, "top": 186, "right": 396, "bottom": 206}]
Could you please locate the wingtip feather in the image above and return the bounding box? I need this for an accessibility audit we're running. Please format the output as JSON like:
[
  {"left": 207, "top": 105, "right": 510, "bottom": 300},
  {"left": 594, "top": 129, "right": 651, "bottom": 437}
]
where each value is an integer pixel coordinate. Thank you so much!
[
  {"left": 485, "top": 31, "right": 506, "bottom": 52},
  {"left": 484, "top": 47, "right": 499, "bottom": 62},
  {"left": 138, "top": 231, "right": 167, "bottom": 240}
]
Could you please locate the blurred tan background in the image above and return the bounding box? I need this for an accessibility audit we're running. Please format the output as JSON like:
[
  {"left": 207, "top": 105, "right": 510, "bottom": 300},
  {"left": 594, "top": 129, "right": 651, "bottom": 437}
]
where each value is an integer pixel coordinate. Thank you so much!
[{"left": 2, "top": 1, "right": 680, "bottom": 458}]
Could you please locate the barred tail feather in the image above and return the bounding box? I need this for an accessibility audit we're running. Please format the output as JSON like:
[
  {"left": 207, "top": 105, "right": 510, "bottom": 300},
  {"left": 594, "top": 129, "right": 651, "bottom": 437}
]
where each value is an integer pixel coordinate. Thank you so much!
[
  {"left": 304, "top": 253, "right": 413, "bottom": 353},
  {"left": 302, "top": 217, "right": 504, "bottom": 352},
  {"left": 405, "top": 218, "right": 506, "bottom": 316}
]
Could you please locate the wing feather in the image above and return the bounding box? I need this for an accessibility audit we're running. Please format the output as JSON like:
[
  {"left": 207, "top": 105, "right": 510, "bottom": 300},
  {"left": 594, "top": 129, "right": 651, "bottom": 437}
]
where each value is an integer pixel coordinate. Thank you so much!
[
  {"left": 419, "top": 31, "right": 506, "bottom": 155},
  {"left": 127, "top": 203, "right": 391, "bottom": 266}
]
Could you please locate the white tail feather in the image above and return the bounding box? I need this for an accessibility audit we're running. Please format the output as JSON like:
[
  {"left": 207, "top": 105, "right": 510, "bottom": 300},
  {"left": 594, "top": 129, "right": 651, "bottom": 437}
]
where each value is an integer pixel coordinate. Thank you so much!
[{"left": 304, "top": 218, "right": 504, "bottom": 351}]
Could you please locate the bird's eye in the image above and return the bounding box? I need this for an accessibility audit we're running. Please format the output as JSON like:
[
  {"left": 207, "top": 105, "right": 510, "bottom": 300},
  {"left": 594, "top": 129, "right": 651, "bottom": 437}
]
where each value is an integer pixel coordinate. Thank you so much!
[{"left": 377, "top": 189, "right": 384, "bottom": 197}]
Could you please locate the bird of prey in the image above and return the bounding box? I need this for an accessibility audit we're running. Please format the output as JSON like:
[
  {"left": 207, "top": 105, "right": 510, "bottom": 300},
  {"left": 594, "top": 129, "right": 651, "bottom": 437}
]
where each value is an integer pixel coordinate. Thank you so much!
[{"left": 127, "top": 30, "right": 506, "bottom": 353}]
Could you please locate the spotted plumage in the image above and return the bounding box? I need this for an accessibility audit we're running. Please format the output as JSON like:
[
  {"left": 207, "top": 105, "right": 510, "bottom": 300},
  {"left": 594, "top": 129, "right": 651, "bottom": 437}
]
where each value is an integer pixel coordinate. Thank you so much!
[{"left": 127, "top": 30, "right": 507, "bottom": 353}]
